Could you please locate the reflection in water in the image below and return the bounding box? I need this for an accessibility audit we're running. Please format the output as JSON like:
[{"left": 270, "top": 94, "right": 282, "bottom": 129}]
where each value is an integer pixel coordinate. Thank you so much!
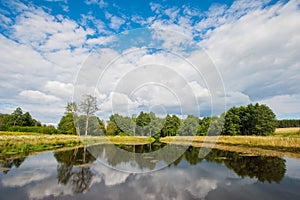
[
  {"left": 0, "top": 157, "right": 26, "bottom": 174},
  {"left": 0, "top": 144, "right": 298, "bottom": 200},
  {"left": 54, "top": 147, "right": 96, "bottom": 193}
]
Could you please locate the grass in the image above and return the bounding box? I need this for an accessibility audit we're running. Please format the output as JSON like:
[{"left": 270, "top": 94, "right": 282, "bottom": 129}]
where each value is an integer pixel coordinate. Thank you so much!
[
  {"left": 0, "top": 132, "right": 82, "bottom": 158},
  {"left": 1, "top": 128, "right": 300, "bottom": 159},
  {"left": 160, "top": 130, "right": 300, "bottom": 158},
  {"left": 82, "top": 135, "right": 155, "bottom": 145},
  {"left": 274, "top": 127, "right": 300, "bottom": 137},
  {"left": 0, "top": 131, "right": 155, "bottom": 158}
]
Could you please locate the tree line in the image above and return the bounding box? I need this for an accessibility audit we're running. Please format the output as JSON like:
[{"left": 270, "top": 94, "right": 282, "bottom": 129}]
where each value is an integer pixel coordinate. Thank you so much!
[
  {"left": 0, "top": 107, "right": 58, "bottom": 134},
  {"left": 1, "top": 95, "right": 296, "bottom": 136},
  {"left": 277, "top": 119, "right": 300, "bottom": 128},
  {"left": 57, "top": 96, "right": 278, "bottom": 136}
]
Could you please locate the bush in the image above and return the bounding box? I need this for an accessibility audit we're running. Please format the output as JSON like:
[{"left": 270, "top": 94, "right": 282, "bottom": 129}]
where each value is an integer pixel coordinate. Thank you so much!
[{"left": 7, "top": 126, "right": 58, "bottom": 134}]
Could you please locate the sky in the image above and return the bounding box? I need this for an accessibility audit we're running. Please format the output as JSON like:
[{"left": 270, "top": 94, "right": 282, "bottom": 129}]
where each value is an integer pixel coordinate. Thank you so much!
[{"left": 0, "top": 0, "right": 299, "bottom": 125}]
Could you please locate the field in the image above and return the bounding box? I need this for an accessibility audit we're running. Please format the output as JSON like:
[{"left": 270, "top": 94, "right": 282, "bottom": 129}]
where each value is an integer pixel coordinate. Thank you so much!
[
  {"left": 1, "top": 128, "right": 300, "bottom": 159},
  {"left": 0, "top": 131, "right": 154, "bottom": 158}
]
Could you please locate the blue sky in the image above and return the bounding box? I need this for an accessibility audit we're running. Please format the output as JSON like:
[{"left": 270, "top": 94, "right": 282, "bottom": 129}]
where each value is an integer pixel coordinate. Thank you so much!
[{"left": 0, "top": 0, "right": 299, "bottom": 124}]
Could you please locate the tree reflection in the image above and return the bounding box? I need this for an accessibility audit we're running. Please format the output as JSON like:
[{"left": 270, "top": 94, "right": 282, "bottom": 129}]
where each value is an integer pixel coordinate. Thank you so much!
[
  {"left": 54, "top": 147, "right": 96, "bottom": 193},
  {"left": 0, "top": 157, "right": 26, "bottom": 174},
  {"left": 184, "top": 147, "right": 286, "bottom": 183},
  {"left": 53, "top": 144, "right": 287, "bottom": 189}
]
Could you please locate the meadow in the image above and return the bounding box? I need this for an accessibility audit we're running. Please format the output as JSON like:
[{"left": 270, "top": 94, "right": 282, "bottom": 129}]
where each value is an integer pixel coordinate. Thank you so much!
[{"left": 1, "top": 128, "right": 300, "bottom": 159}]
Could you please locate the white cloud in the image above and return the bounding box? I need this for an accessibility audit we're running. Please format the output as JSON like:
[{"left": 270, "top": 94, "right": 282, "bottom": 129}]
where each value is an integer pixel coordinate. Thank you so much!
[
  {"left": 259, "top": 94, "right": 300, "bottom": 118},
  {"left": 28, "top": 178, "right": 73, "bottom": 199},
  {"left": 109, "top": 16, "right": 125, "bottom": 30},
  {"left": 44, "top": 81, "right": 73, "bottom": 98},
  {"left": 93, "top": 164, "right": 130, "bottom": 186},
  {"left": 187, "top": 81, "right": 210, "bottom": 98},
  {"left": 201, "top": 0, "right": 300, "bottom": 107},
  {"left": 19, "top": 90, "right": 61, "bottom": 103},
  {"left": 85, "top": 0, "right": 107, "bottom": 8}
]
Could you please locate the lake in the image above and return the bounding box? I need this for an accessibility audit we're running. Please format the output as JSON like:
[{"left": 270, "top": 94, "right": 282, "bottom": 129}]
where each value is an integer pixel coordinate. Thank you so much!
[{"left": 1, "top": 144, "right": 300, "bottom": 200}]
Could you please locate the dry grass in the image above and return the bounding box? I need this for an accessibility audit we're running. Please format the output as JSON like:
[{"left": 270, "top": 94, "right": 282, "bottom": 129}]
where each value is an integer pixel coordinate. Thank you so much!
[
  {"left": 275, "top": 127, "right": 300, "bottom": 133},
  {"left": 160, "top": 135, "right": 300, "bottom": 154},
  {"left": 82, "top": 136, "right": 155, "bottom": 145}
]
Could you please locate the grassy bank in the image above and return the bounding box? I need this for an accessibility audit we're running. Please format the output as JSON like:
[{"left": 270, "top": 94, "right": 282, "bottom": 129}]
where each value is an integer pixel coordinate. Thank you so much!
[
  {"left": 1, "top": 129, "right": 300, "bottom": 159},
  {"left": 160, "top": 134, "right": 300, "bottom": 156},
  {"left": 0, "top": 131, "right": 155, "bottom": 158},
  {"left": 274, "top": 127, "right": 300, "bottom": 137},
  {"left": 83, "top": 135, "right": 155, "bottom": 145},
  {"left": 0, "top": 132, "right": 82, "bottom": 157}
]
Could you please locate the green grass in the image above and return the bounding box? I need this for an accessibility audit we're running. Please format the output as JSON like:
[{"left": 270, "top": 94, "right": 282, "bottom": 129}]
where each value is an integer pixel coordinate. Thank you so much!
[
  {"left": 0, "top": 131, "right": 155, "bottom": 158},
  {"left": 0, "top": 132, "right": 82, "bottom": 158}
]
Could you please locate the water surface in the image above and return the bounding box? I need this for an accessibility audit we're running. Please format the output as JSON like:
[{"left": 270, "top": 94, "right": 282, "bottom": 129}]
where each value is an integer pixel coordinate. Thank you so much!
[{"left": 1, "top": 144, "right": 300, "bottom": 200}]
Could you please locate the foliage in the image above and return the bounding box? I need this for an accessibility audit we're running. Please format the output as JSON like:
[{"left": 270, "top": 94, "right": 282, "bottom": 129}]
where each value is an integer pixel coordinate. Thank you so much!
[
  {"left": 197, "top": 117, "right": 211, "bottom": 136},
  {"left": 177, "top": 115, "right": 199, "bottom": 136},
  {"left": 106, "top": 121, "right": 118, "bottom": 136},
  {"left": 77, "top": 116, "right": 105, "bottom": 136},
  {"left": 58, "top": 113, "right": 77, "bottom": 135},
  {"left": 222, "top": 103, "right": 277, "bottom": 136},
  {"left": 277, "top": 119, "right": 300, "bottom": 128},
  {"left": 7, "top": 125, "right": 58, "bottom": 134},
  {"left": 136, "top": 111, "right": 151, "bottom": 136},
  {"left": 0, "top": 107, "right": 41, "bottom": 131},
  {"left": 161, "top": 114, "right": 181, "bottom": 137}
]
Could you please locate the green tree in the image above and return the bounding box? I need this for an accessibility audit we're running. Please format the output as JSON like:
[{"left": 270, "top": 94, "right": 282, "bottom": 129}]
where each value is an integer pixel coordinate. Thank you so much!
[
  {"left": 136, "top": 111, "right": 151, "bottom": 136},
  {"left": 110, "top": 114, "right": 135, "bottom": 135},
  {"left": 11, "top": 107, "right": 24, "bottom": 126},
  {"left": 178, "top": 115, "right": 199, "bottom": 136},
  {"left": 222, "top": 107, "right": 242, "bottom": 136},
  {"left": 222, "top": 103, "right": 277, "bottom": 136},
  {"left": 197, "top": 117, "right": 211, "bottom": 136},
  {"left": 208, "top": 115, "right": 224, "bottom": 136},
  {"left": 161, "top": 114, "right": 181, "bottom": 137},
  {"left": 147, "top": 112, "right": 164, "bottom": 138},
  {"left": 106, "top": 121, "right": 118, "bottom": 135},
  {"left": 58, "top": 102, "right": 77, "bottom": 135},
  {"left": 22, "top": 112, "right": 35, "bottom": 126},
  {"left": 252, "top": 103, "right": 277, "bottom": 135}
]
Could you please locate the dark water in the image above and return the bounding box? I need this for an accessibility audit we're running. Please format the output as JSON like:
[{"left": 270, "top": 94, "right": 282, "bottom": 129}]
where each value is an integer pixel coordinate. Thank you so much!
[{"left": 1, "top": 144, "right": 300, "bottom": 200}]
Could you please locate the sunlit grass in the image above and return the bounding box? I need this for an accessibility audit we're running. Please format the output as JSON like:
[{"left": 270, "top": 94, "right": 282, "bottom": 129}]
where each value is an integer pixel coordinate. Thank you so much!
[
  {"left": 82, "top": 136, "right": 155, "bottom": 145},
  {"left": 160, "top": 134, "right": 300, "bottom": 154},
  {"left": 274, "top": 127, "right": 300, "bottom": 137},
  {"left": 0, "top": 132, "right": 155, "bottom": 157},
  {"left": 0, "top": 132, "right": 82, "bottom": 157}
]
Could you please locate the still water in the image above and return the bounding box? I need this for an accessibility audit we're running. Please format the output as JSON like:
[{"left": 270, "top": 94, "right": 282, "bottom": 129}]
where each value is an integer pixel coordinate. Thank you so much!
[{"left": 1, "top": 144, "right": 300, "bottom": 200}]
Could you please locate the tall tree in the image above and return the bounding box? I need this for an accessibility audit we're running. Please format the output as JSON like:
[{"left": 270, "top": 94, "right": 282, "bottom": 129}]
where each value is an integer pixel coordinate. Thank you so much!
[
  {"left": 58, "top": 102, "right": 77, "bottom": 135},
  {"left": 79, "top": 95, "right": 98, "bottom": 136},
  {"left": 197, "top": 117, "right": 211, "bottom": 136},
  {"left": 178, "top": 115, "right": 199, "bottom": 136},
  {"left": 11, "top": 107, "right": 23, "bottom": 126},
  {"left": 161, "top": 114, "right": 181, "bottom": 137},
  {"left": 136, "top": 111, "right": 151, "bottom": 136},
  {"left": 222, "top": 107, "right": 242, "bottom": 136}
]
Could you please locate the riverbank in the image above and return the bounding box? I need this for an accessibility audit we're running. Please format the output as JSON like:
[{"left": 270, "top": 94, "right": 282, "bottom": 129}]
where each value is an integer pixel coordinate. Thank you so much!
[
  {"left": 1, "top": 129, "right": 300, "bottom": 159},
  {"left": 0, "top": 131, "right": 155, "bottom": 158},
  {"left": 160, "top": 134, "right": 300, "bottom": 158}
]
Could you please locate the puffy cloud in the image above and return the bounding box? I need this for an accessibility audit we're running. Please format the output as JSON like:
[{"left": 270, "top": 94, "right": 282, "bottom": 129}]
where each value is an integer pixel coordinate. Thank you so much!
[
  {"left": 259, "top": 94, "right": 300, "bottom": 118},
  {"left": 44, "top": 81, "right": 73, "bottom": 98},
  {"left": 19, "top": 90, "right": 61, "bottom": 103},
  {"left": 201, "top": 0, "right": 300, "bottom": 100},
  {"left": 109, "top": 16, "right": 125, "bottom": 30}
]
